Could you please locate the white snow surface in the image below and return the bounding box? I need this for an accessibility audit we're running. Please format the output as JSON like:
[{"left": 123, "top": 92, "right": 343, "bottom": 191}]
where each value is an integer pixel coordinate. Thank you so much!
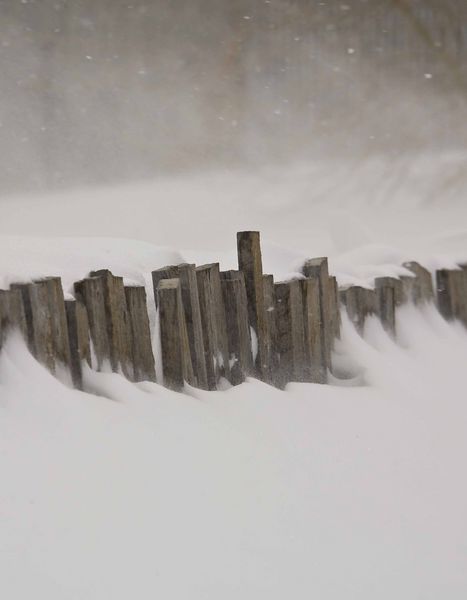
[{"left": 1, "top": 158, "right": 467, "bottom": 598}]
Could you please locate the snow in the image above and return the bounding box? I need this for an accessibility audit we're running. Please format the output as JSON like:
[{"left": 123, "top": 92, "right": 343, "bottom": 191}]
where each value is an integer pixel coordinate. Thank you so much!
[{"left": 1, "top": 158, "right": 467, "bottom": 597}]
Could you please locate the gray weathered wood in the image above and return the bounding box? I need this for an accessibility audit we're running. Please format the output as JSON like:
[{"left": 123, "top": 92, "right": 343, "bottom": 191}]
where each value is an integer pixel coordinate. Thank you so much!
[
  {"left": 375, "top": 276, "right": 404, "bottom": 307},
  {"left": 124, "top": 286, "right": 156, "bottom": 383},
  {"left": 436, "top": 269, "right": 467, "bottom": 325},
  {"left": 340, "top": 286, "right": 378, "bottom": 335},
  {"left": 76, "top": 270, "right": 134, "bottom": 380},
  {"left": 0, "top": 288, "right": 27, "bottom": 350},
  {"left": 328, "top": 275, "right": 341, "bottom": 343},
  {"left": 153, "top": 264, "right": 208, "bottom": 389},
  {"left": 152, "top": 265, "right": 180, "bottom": 308},
  {"left": 65, "top": 299, "right": 91, "bottom": 390},
  {"left": 300, "top": 277, "right": 326, "bottom": 383},
  {"left": 12, "top": 278, "right": 71, "bottom": 375},
  {"left": 401, "top": 262, "right": 434, "bottom": 305},
  {"left": 74, "top": 275, "right": 110, "bottom": 372},
  {"left": 220, "top": 270, "right": 253, "bottom": 385},
  {"left": 196, "top": 263, "right": 231, "bottom": 389},
  {"left": 237, "top": 231, "right": 271, "bottom": 381},
  {"left": 301, "top": 258, "right": 332, "bottom": 372},
  {"left": 274, "top": 280, "right": 306, "bottom": 388},
  {"left": 263, "top": 274, "right": 280, "bottom": 386},
  {"left": 375, "top": 283, "right": 396, "bottom": 335},
  {"left": 177, "top": 264, "right": 208, "bottom": 390},
  {"left": 157, "top": 278, "right": 195, "bottom": 391}
]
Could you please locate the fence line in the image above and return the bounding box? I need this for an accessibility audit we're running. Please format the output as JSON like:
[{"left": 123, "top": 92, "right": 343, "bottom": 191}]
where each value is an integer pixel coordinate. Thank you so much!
[{"left": 0, "top": 231, "right": 465, "bottom": 392}]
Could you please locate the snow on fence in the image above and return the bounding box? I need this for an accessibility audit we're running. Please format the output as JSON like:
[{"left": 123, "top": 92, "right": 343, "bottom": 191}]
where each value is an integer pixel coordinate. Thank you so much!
[{"left": 0, "top": 231, "right": 465, "bottom": 392}]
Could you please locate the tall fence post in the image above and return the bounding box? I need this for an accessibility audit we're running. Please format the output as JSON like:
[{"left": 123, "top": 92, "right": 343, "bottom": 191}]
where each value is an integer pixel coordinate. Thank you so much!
[
  {"left": 237, "top": 231, "right": 271, "bottom": 382},
  {"left": 436, "top": 269, "right": 467, "bottom": 325}
]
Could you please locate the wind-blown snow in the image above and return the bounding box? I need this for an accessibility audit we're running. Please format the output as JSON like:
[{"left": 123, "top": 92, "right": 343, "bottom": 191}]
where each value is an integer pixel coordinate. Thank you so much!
[{"left": 1, "top": 160, "right": 467, "bottom": 598}]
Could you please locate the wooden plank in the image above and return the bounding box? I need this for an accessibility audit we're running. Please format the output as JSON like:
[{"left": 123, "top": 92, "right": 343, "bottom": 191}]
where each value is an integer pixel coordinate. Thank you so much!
[
  {"left": 340, "top": 286, "right": 378, "bottom": 335},
  {"left": 157, "top": 278, "right": 195, "bottom": 391},
  {"left": 436, "top": 269, "right": 467, "bottom": 325},
  {"left": 65, "top": 299, "right": 91, "bottom": 390},
  {"left": 401, "top": 261, "right": 434, "bottom": 304},
  {"left": 328, "top": 275, "right": 341, "bottom": 343},
  {"left": 274, "top": 280, "right": 306, "bottom": 388},
  {"left": 237, "top": 231, "right": 271, "bottom": 381},
  {"left": 300, "top": 277, "right": 326, "bottom": 383},
  {"left": 220, "top": 270, "right": 253, "bottom": 385},
  {"left": 196, "top": 263, "right": 231, "bottom": 389},
  {"left": 375, "top": 276, "right": 404, "bottom": 307},
  {"left": 124, "top": 286, "right": 156, "bottom": 383},
  {"left": 153, "top": 264, "right": 208, "bottom": 389},
  {"left": 11, "top": 279, "right": 68, "bottom": 374},
  {"left": 74, "top": 275, "right": 111, "bottom": 372},
  {"left": 263, "top": 274, "right": 280, "bottom": 386},
  {"left": 0, "top": 288, "right": 27, "bottom": 350},
  {"left": 177, "top": 264, "right": 208, "bottom": 390},
  {"left": 375, "top": 283, "right": 396, "bottom": 335},
  {"left": 301, "top": 258, "right": 332, "bottom": 372}
]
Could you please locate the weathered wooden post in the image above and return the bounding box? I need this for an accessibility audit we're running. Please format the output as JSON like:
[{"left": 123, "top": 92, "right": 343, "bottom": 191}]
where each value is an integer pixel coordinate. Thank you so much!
[
  {"left": 65, "top": 300, "right": 91, "bottom": 390},
  {"left": 374, "top": 279, "right": 396, "bottom": 335},
  {"left": 220, "top": 270, "right": 254, "bottom": 385},
  {"left": 157, "top": 278, "right": 195, "bottom": 391},
  {"left": 328, "top": 275, "right": 341, "bottom": 343},
  {"left": 301, "top": 258, "right": 332, "bottom": 373},
  {"left": 75, "top": 270, "right": 134, "bottom": 380},
  {"left": 300, "top": 277, "right": 326, "bottom": 383},
  {"left": 124, "top": 286, "right": 156, "bottom": 383},
  {"left": 263, "top": 274, "right": 280, "bottom": 385},
  {"left": 401, "top": 262, "right": 434, "bottom": 305},
  {"left": 237, "top": 231, "right": 271, "bottom": 382},
  {"left": 436, "top": 269, "right": 467, "bottom": 325},
  {"left": 11, "top": 277, "right": 72, "bottom": 377},
  {"left": 153, "top": 264, "right": 208, "bottom": 390},
  {"left": 340, "top": 286, "right": 378, "bottom": 335},
  {"left": 0, "top": 288, "right": 27, "bottom": 350},
  {"left": 274, "top": 280, "right": 306, "bottom": 388},
  {"left": 196, "top": 263, "right": 231, "bottom": 389}
]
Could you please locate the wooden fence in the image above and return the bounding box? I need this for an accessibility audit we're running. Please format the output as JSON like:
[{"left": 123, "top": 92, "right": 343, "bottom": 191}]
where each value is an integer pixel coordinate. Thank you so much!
[{"left": 0, "top": 231, "right": 465, "bottom": 392}]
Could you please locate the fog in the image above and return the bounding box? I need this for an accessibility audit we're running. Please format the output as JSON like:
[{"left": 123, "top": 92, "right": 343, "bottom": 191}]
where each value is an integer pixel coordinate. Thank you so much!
[{"left": 1, "top": 0, "right": 467, "bottom": 194}]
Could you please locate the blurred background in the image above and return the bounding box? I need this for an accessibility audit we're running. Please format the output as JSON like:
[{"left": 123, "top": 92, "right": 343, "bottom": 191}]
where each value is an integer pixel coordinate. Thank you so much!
[{"left": 0, "top": 0, "right": 466, "bottom": 194}]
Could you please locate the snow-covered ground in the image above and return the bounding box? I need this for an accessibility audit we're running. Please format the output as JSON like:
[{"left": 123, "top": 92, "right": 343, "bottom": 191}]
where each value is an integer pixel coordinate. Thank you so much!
[{"left": 1, "top": 156, "right": 467, "bottom": 598}]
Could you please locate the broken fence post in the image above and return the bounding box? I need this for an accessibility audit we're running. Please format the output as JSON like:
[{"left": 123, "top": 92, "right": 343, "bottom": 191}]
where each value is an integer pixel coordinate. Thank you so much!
[{"left": 436, "top": 268, "right": 467, "bottom": 326}]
